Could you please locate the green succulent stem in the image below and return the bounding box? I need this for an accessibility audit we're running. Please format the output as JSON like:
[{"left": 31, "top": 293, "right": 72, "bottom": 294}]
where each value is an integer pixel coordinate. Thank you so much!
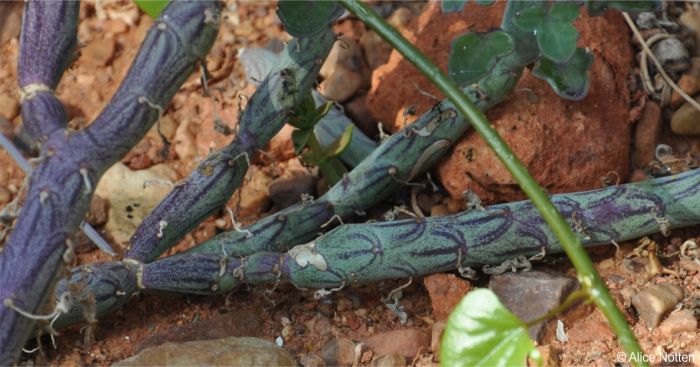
[{"left": 339, "top": 0, "right": 645, "bottom": 365}]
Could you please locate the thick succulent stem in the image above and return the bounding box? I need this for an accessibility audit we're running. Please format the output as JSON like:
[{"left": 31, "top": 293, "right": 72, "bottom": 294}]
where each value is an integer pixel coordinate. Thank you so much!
[
  {"left": 125, "top": 30, "right": 336, "bottom": 263},
  {"left": 17, "top": 2, "right": 78, "bottom": 141},
  {"left": 138, "top": 168, "right": 700, "bottom": 292},
  {"left": 0, "top": 2, "right": 220, "bottom": 363}
]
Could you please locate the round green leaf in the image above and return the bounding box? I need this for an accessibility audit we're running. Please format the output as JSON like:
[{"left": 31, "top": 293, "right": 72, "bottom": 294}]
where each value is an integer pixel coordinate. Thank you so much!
[
  {"left": 441, "top": 0, "right": 468, "bottom": 13},
  {"left": 441, "top": 289, "right": 536, "bottom": 367},
  {"left": 449, "top": 31, "right": 515, "bottom": 87},
  {"left": 277, "top": 1, "right": 343, "bottom": 37},
  {"left": 513, "top": 3, "right": 580, "bottom": 62},
  {"left": 533, "top": 48, "right": 594, "bottom": 101}
]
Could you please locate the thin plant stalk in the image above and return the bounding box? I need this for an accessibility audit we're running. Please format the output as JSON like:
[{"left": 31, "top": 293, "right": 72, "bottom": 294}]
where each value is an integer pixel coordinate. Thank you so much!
[{"left": 338, "top": 0, "right": 645, "bottom": 364}]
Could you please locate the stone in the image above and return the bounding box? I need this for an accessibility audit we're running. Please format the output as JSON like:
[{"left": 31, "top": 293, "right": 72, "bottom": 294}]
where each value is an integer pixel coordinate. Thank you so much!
[
  {"left": 82, "top": 37, "right": 117, "bottom": 66},
  {"left": 423, "top": 273, "right": 472, "bottom": 321},
  {"left": 230, "top": 165, "right": 272, "bottom": 218},
  {"left": 360, "top": 30, "right": 393, "bottom": 70},
  {"left": 363, "top": 328, "right": 430, "bottom": 359},
  {"left": 269, "top": 174, "right": 317, "bottom": 210},
  {"left": 634, "top": 102, "right": 662, "bottom": 168},
  {"left": 0, "top": 186, "right": 10, "bottom": 206},
  {"left": 85, "top": 195, "right": 110, "bottom": 227},
  {"left": 629, "top": 169, "right": 649, "bottom": 183},
  {"left": 0, "top": 94, "right": 19, "bottom": 120},
  {"left": 367, "top": 2, "right": 633, "bottom": 204},
  {"left": 651, "top": 38, "right": 690, "bottom": 73},
  {"left": 631, "top": 282, "right": 684, "bottom": 328},
  {"left": 372, "top": 354, "right": 407, "bottom": 367},
  {"left": 173, "top": 118, "right": 197, "bottom": 163},
  {"left": 430, "top": 204, "right": 449, "bottom": 217},
  {"left": 671, "top": 96, "right": 700, "bottom": 136},
  {"left": 300, "top": 352, "right": 326, "bottom": 367},
  {"left": 658, "top": 309, "right": 697, "bottom": 336},
  {"left": 135, "top": 312, "right": 263, "bottom": 352},
  {"left": 319, "top": 36, "right": 371, "bottom": 103},
  {"left": 566, "top": 312, "right": 615, "bottom": 343},
  {"left": 430, "top": 322, "right": 445, "bottom": 356},
  {"left": 343, "top": 92, "right": 377, "bottom": 138},
  {"left": 320, "top": 338, "right": 357, "bottom": 367},
  {"left": 670, "top": 58, "right": 700, "bottom": 108},
  {"left": 267, "top": 124, "right": 297, "bottom": 162},
  {"left": 95, "top": 163, "right": 178, "bottom": 246},
  {"left": 0, "top": 2, "right": 22, "bottom": 45},
  {"left": 115, "top": 337, "right": 296, "bottom": 366},
  {"left": 489, "top": 271, "right": 579, "bottom": 342}
]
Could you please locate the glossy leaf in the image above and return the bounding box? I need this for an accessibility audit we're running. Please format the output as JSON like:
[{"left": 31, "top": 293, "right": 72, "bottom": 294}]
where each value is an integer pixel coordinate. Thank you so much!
[
  {"left": 449, "top": 31, "right": 514, "bottom": 87},
  {"left": 134, "top": 0, "right": 169, "bottom": 18},
  {"left": 585, "top": 0, "right": 661, "bottom": 16},
  {"left": 318, "top": 157, "right": 347, "bottom": 185},
  {"left": 277, "top": 0, "right": 343, "bottom": 37},
  {"left": 513, "top": 2, "right": 580, "bottom": 62},
  {"left": 533, "top": 48, "right": 594, "bottom": 101},
  {"left": 441, "top": 289, "right": 537, "bottom": 367},
  {"left": 292, "top": 128, "right": 313, "bottom": 154},
  {"left": 322, "top": 124, "right": 353, "bottom": 161}
]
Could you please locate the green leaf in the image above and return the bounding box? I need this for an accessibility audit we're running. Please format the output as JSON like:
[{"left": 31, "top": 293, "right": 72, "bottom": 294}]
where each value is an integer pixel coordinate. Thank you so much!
[
  {"left": 440, "top": 289, "right": 537, "bottom": 367},
  {"left": 134, "top": 0, "right": 169, "bottom": 18},
  {"left": 449, "top": 31, "right": 514, "bottom": 87},
  {"left": 513, "top": 3, "right": 580, "bottom": 62},
  {"left": 318, "top": 157, "right": 347, "bottom": 186},
  {"left": 441, "top": 0, "right": 468, "bottom": 13},
  {"left": 321, "top": 124, "right": 353, "bottom": 161},
  {"left": 585, "top": 0, "right": 661, "bottom": 16},
  {"left": 289, "top": 95, "right": 334, "bottom": 130},
  {"left": 292, "top": 128, "right": 313, "bottom": 155},
  {"left": 277, "top": 1, "right": 343, "bottom": 37},
  {"left": 533, "top": 48, "right": 594, "bottom": 101}
]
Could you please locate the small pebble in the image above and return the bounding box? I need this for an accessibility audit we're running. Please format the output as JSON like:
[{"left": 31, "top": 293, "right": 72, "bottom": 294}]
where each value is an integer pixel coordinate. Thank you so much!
[
  {"left": 430, "top": 204, "right": 449, "bottom": 217},
  {"left": 320, "top": 338, "right": 356, "bottom": 366},
  {"left": 363, "top": 328, "right": 430, "bottom": 359},
  {"left": 0, "top": 94, "right": 19, "bottom": 120},
  {"left": 372, "top": 354, "right": 407, "bottom": 367},
  {"left": 658, "top": 309, "right": 697, "bottom": 336},
  {"left": 631, "top": 282, "right": 684, "bottom": 327},
  {"left": 671, "top": 96, "right": 700, "bottom": 136}
]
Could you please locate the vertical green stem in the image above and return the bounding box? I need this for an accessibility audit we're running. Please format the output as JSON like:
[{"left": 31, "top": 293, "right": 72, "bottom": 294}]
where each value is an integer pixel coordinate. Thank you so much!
[{"left": 339, "top": 1, "right": 645, "bottom": 365}]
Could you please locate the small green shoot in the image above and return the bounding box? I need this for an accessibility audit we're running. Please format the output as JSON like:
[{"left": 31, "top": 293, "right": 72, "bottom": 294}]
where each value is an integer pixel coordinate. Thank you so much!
[
  {"left": 134, "top": 0, "right": 169, "bottom": 18},
  {"left": 441, "top": 289, "right": 539, "bottom": 367},
  {"left": 289, "top": 93, "right": 352, "bottom": 185}
]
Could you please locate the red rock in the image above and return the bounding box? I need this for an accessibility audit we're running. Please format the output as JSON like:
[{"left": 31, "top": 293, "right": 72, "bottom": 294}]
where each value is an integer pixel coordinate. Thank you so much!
[
  {"left": 634, "top": 102, "right": 662, "bottom": 168},
  {"left": 367, "top": 2, "right": 632, "bottom": 204},
  {"left": 423, "top": 273, "right": 472, "bottom": 321},
  {"left": 658, "top": 310, "right": 698, "bottom": 336},
  {"left": 566, "top": 313, "right": 615, "bottom": 343},
  {"left": 363, "top": 328, "right": 430, "bottom": 359}
]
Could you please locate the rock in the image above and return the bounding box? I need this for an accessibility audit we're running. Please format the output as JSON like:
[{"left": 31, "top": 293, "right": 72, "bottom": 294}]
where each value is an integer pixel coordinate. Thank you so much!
[
  {"left": 0, "top": 94, "right": 19, "bottom": 120},
  {"left": 423, "top": 273, "right": 472, "bottom": 321},
  {"left": 82, "top": 37, "right": 117, "bottom": 66},
  {"left": 269, "top": 174, "right": 317, "bottom": 210},
  {"left": 231, "top": 165, "right": 272, "bottom": 218},
  {"left": 658, "top": 309, "right": 697, "bottom": 336},
  {"left": 651, "top": 38, "right": 690, "bottom": 73},
  {"left": 300, "top": 352, "right": 326, "bottom": 367},
  {"left": 631, "top": 282, "right": 684, "bottom": 328},
  {"left": 115, "top": 337, "right": 296, "bottom": 366},
  {"left": 0, "top": 2, "right": 22, "bottom": 45},
  {"left": 0, "top": 186, "right": 10, "bottom": 206},
  {"left": 363, "top": 328, "right": 430, "bottom": 359},
  {"left": 634, "top": 102, "right": 662, "bottom": 168},
  {"left": 670, "top": 58, "right": 700, "bottom": 108},
  {"left": 173, "top": 118, "right": 197, "bottom": 163},
  {"left": 85, "top": 195, "right": 110, "bottom": 227},
  {"left": 320, "top": 338, "right": 357, "bottom": 367},
  {"left": 95, "top": 163, "right": 178, "bottom": 246},
  {"left": 367, "top": 2, "right": 633, "bottom": 204},
  {"left": 489, "top": 271, "right": 579, "bottom": 342},
  {"left": 135, "top": 312, "right": 263, "bottom": 352},
  {"left": 372, "top": 354, "right": 407, "bottom": 367},
  {"left": 566, "top": 312, "right": 615, "bottom": 343},
  {"left": 629, "top": 169, "right": 649, "bottom": 183},
  {"left": 319, "top": 36, "right": 371, "bottom": 102},
  {"left": 343, "top": 92, "right": 377, "bottom": 138},
  {"left": 430, "top": 204, "right": 449, "bottom": 217},
  {"left": 671, "top": 96, "right": 700, "bottom": 136},
  {"left": 360, "top": 30, "right": 393, "bottom": 70},
  {"left": 268, "top": 124, "right": 296, "bottom": 162},
  {"left": 430, "top": 322, "right": 445, "bottom": 356}
]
